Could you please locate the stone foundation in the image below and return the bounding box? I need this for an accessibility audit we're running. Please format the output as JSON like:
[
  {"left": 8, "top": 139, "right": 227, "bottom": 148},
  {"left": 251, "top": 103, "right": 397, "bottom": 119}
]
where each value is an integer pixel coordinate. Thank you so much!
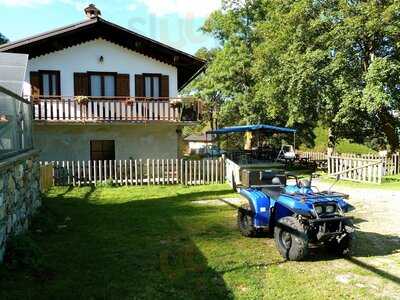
[{"left": 0, "top": 150, "right": 41, "bottom": 263}]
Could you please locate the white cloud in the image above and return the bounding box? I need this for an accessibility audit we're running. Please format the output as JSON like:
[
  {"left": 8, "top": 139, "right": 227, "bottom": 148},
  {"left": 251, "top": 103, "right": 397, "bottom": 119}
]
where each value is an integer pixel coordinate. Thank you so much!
[
  {"left": 127, "top": 3, "right": 136, "bottom": 11},
  {"left": 0, "top": 0, "right": 51, "bottom": 6},
  {"left": 1, "top": 0, "right": 221, "bottom": 16},
  {"left": 135, "top": 0, "right": 221, "bottom": 18},
  {"left": 60, "top": 0, "right": 88, "bottom": 11},
  {"left": 0, "top": 0, "right": 87, "bottom": 10}
]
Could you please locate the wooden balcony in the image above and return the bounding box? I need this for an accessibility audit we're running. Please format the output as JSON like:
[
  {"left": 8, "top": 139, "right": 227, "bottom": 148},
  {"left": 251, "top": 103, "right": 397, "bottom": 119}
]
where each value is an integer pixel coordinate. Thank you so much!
[{"left": 32, "top": 96, "right": 202, "bottom": 124}]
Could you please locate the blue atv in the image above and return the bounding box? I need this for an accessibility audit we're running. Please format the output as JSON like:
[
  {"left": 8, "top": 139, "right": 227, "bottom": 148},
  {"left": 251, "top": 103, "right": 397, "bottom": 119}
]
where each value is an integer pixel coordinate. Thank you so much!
[{"left": 237, "top": 170, "right": 354, "bottom": 261}]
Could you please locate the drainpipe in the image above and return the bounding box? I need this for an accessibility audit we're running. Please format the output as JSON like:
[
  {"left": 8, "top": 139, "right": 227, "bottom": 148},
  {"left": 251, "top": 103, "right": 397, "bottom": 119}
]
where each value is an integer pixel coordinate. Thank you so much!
[{"left": 176, "top": 127, "right": 184, "bottom": 158}]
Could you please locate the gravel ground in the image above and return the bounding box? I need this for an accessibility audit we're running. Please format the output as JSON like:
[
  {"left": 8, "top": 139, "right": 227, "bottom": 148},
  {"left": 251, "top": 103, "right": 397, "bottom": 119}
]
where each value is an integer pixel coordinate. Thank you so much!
[
  {"left": 315, "top": 180, "right": 400, "bottom": 299},
  {"left": 314, "top": 180, "right": 400, "bottom": 235},
  {"left": 199, "top": 182, "right": 400, "bottom": 298}
]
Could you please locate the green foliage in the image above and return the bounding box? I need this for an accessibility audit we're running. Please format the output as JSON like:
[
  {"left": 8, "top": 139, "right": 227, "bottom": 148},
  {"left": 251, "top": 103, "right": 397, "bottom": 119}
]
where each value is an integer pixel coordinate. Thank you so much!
[
  {"left": 95, "top": 179, "right": 115, "bottom": 187},
  {"left": 190, "top": 0, "right": 400, "bottom": 151},
  {"left": 0, "top": 33, "right": 8, "bottom": 45}
]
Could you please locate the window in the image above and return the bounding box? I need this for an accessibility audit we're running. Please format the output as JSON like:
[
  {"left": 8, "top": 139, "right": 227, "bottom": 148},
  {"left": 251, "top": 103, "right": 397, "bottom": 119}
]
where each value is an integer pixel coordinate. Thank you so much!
[
  {"left": 143, "top": 74, "right": 161, "bottom": 98},
  {"left": 39, "top": 70, "right": 60, "bottom": 96},
  {"left": 88, "top": 72, "right": 116, "bottom": 97},
  {"left": 90, "top": 140, "right": 115, "bottom": 161}
]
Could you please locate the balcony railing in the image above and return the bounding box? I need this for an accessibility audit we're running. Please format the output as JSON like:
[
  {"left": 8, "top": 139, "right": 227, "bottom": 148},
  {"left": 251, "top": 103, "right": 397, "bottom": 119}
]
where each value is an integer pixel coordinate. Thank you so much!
[{"left": 32, "top": 96, "right": 202, "bottom": 123}]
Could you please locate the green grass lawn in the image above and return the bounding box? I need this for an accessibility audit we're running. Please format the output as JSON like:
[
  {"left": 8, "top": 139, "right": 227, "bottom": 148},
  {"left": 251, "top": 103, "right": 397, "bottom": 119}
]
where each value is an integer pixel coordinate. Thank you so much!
[{"left": 1, "top": 185, "right": 399, "bottom": 299}]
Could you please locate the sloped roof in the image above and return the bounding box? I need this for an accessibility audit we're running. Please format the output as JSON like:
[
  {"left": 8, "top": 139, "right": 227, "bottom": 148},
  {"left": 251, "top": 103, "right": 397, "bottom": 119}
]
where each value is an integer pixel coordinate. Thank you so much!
[
  {"left": 208, "top": 124, "right": 297, "bottom": 134},
  {"left": 0, "top": 53, "right": 28, "bottom": 96},
  {"left": 0, "top": 17, "right": 206, "bottom": 90}
]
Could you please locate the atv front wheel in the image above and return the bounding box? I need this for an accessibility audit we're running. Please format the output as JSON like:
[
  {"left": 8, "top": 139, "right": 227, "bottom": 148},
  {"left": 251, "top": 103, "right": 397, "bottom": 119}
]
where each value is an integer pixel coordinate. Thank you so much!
[
  {"left": 274, "top": 216, "right": 309, "bottom": 261},
  {"left": 237, "top": 203, "right": 257, "bottom": 237},
  {"left": 326, "top": 219, "right": 354, "bottom": 256}
]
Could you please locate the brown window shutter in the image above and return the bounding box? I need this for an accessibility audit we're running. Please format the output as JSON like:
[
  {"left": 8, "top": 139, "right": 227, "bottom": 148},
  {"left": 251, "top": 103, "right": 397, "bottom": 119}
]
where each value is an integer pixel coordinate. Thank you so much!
[
  {"left": 30, "top": 71, "right": 40, "bottom": 98},
  {"left": 116, "top": 74, "right": 130, "bottom": 97},
  {"left": 161, "top": 75, "right": 169, "bottom": 97},
  {"left": 135, "top": 74, "right": 144, "bottom": 97},
  {"left": 74, "top": 72, "right": 89, "bottom": 96}
]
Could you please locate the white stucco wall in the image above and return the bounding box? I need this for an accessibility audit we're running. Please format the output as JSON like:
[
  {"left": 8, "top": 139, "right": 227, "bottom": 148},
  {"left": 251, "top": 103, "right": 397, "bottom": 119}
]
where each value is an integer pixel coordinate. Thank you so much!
[
  {"left": 25, "top": 38, "right": 178, "bottom": 97},
  {"left": 33, "top": 124, "right": 180, "bottom": 161}
]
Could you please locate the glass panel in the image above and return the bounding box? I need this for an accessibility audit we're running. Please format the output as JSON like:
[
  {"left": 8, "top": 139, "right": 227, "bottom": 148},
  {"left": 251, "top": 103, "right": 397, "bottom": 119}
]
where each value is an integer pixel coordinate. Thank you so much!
[
  {"left": 0, "top": 88, "right": 33, "bottom": 160},
  {"left": 153, "top": 77, "right": 160, "bottom": 98},
  {"left": 145, "top": 76, "right": 152, "bottom": 97},
  {"left": 42, "top": 74, "right": 50, "bottom": 96},
  {"left": 22, "top": 100, "right": 33, "bottom": 149},
  {"left": 104, "top": 75, "right": 115, "bottom": 97},
  {"left": 51, "top": 74, "right": 57, "bottom": 95},
  {"left": 90, "top": 75, "right": 102, "bottom": 97}
]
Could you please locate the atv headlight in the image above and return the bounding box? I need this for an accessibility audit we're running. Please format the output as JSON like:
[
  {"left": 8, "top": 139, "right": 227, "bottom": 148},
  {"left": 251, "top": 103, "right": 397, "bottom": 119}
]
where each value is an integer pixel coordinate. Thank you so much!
[
  {"left": 326, "top": 205, "right": 336, "bottom": 214},
  {"left": 314, "top": 206, "right": 323, "bottom": 214}
]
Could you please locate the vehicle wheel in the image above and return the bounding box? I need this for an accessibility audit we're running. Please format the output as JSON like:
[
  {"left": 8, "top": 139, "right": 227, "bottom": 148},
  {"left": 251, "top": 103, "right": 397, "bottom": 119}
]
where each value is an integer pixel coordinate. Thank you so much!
[
  {"left": 237, "top": 203, "right": 257, "bottom": 237},
  {"left": 274, "top": 216, "right": 308, "bottom": 261},
  {"left": 326, "top": 219, "right": 354, "bottom": 257}
]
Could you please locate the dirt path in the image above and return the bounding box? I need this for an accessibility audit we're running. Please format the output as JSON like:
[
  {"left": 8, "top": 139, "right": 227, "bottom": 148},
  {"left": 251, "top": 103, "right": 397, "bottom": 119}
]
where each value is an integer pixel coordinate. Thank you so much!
[
  {"left": 314, "top": 180, "right": 400, "bottom": 299},
  {"left": 314, "top": 180, "right": 400, "bottom": 235}
]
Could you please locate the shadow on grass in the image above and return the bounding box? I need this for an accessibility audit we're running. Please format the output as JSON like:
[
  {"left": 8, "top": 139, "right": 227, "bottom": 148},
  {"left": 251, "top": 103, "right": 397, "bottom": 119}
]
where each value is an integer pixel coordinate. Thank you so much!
[
  {"left": 306, "top": 229, "right": 400, "bottom": 286},
  {"left": 346, "top": 257, "right": 400, "bottom": 285},
  {"left": 0, "top": 187, "right": 234, "bottom": 299}
]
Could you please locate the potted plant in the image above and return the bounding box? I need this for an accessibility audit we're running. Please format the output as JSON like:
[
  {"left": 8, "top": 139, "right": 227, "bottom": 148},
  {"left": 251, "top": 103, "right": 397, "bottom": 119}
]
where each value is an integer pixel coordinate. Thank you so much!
[
  {"left": 125, "top": 98, "right": 135, "bottom": 106},
  {"left": 180, "top": 98, "right": 199, "bottom": 121},
  {"left": 76, "top": 95, "right": 89, "bottom": 105},
  {"left": 170, "top": 98, "right": 183, "bottom": 108}
]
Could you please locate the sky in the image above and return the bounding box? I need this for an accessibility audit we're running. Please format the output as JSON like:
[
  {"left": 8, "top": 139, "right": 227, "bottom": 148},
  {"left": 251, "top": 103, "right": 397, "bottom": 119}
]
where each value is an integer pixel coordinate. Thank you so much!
[{"left": 0, "top": 0, "right": 221, "bottom": 54}]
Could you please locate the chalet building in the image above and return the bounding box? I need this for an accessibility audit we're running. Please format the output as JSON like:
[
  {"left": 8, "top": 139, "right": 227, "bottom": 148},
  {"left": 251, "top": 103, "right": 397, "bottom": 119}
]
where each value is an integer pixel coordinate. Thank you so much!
[{"left": 0, "top": 4, "right": 205, "bottom": 161}]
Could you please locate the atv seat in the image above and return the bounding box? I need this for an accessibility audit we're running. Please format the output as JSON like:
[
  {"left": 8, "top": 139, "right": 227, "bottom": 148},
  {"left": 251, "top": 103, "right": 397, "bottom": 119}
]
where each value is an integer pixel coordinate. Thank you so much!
[{"left": 261, "top": 176, "right": 285, "bottom": 200}]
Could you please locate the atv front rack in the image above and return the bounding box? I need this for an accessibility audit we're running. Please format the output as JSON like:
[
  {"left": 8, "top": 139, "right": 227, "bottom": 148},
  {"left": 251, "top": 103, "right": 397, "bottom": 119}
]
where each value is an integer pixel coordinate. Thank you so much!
[{"left": 282, "top": 191, "right": 349, "bottom": 201}]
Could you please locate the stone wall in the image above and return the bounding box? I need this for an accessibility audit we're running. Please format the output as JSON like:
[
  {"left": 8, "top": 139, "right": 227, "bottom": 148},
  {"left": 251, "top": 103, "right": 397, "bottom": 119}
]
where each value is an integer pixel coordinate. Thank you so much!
[{"left": 0, "top": 150, "right": 41, "bottom": 263}]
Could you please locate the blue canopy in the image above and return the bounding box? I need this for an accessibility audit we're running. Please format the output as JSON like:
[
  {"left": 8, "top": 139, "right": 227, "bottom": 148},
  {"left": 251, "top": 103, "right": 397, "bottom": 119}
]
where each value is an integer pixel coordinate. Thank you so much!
[{"left": 207, "top": 124, "right": 297, "bottom": 135}]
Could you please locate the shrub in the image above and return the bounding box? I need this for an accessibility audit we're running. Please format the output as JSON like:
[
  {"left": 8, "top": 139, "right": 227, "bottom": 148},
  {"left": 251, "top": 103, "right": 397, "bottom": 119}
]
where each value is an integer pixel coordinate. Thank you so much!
[{"left": 96, "top": 179, "right": 115, "bottom": 187}]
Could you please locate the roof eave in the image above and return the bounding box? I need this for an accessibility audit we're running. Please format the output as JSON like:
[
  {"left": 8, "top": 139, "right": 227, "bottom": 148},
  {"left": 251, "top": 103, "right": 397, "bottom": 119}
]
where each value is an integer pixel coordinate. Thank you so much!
[{"left": 0, "top": 16, "right": 206, "bottom": 89}]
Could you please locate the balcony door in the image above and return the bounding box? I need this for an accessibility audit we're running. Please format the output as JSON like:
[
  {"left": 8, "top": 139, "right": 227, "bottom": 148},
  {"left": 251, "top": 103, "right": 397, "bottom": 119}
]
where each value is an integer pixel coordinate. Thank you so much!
[
  {"left": 88, "top": 72, "right": 116, "bottom": 97},
  {"left": 143, "top": 74, "right": 161, "bottom": 98},
  {"left": 88, "top": 72, "right": 117, "bottom": 119},
  {"left": 38, "top": 70, "right": 60, "bottom": 96}
]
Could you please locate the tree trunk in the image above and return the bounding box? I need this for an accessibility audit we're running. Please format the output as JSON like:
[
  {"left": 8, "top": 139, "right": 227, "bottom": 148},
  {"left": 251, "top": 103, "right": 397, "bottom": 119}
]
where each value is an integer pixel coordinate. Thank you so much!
[
  {"left": 327, "top": 127, "right": 336, "bottom": 156},
  {"left": 378, "top": 110, "right": 399, "bottom": 154},
  {"left": 244, "top": 131, "right": 253, "bottom": 150}
]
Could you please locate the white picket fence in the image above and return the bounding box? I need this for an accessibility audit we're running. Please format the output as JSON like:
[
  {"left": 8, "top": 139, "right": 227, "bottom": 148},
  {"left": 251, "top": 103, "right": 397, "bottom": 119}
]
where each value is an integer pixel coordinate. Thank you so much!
[
  {"left": 298, "top": 151, "right": 328, "bottom": 161},
  {"left": 41, "top": 158, "right": 226, "bottom": 187},
  {"left": 302, "top": 151, "right": 400, "bottom": 176},
  {"left": 327, "top": 156, "right": 383, "bottom": 184},
  {"left": 339, "top": 153, "right": 400, "bottom": 175}
]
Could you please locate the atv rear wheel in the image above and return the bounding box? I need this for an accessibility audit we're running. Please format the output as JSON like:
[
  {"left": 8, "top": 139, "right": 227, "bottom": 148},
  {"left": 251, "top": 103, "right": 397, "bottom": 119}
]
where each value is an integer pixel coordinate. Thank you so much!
[
  {"left": 326, "top": 219, "right": 354, "bottom": 257},
  {"left": 274, "top": 216, "right": 309, "bottom": 261},
  {"left": 237, "top": 203, "right": 257, "bottom": 237}
]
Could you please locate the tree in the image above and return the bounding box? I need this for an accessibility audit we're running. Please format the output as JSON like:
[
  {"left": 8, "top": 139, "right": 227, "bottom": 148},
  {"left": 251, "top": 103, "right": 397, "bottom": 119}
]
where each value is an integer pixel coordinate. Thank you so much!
[
  {"left": 187, "top": 1, "right": 272, "bottom": 148},
  {"left": 0, "top": 33, "right": 8, "bottom": 45},
  {"left": 190, "top": 0, "right": 400, "bottom": 152}
]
